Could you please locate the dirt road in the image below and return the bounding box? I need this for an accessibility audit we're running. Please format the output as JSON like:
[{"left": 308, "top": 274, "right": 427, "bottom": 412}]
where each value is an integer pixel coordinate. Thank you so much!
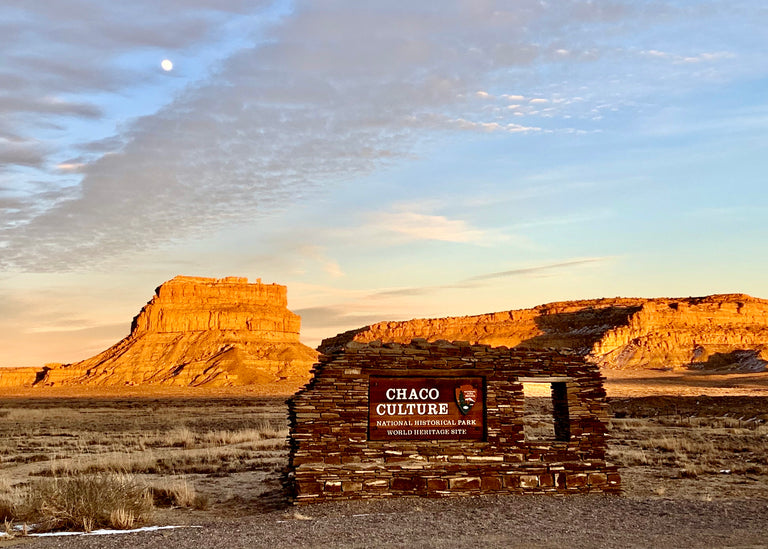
[{"left": 12, "top": 494, "right": 768, "bottom": 549}]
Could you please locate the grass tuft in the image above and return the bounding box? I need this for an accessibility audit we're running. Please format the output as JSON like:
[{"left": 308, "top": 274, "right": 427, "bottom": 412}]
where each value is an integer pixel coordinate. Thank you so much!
[
  {"left": 12, "top": 473, "right": 153, "bottom": 532},
  {"left": 150, "top": 478, "right": 208, "bottom": 509},
  {"left": 0, "top": 499, "right": 15, "bottom": 522}
]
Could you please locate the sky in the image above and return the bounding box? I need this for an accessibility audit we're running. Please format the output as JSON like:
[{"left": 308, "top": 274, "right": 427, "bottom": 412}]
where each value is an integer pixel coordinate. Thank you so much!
[{"left": 1, "top": 0, "right": 767, "bottom": 367}]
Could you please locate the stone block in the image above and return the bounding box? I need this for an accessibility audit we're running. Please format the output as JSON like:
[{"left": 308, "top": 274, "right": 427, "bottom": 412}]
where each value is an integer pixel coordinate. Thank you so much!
[
  {"left": 539, "top": 474, "right": 554, "bottom": 487},
  {"left": 426, "top": 478, "right": 448, "bottom": 491},
  {"left": 519, "top": 475, "right": 539, "bottom": 489},
  {"left": 481, "top": 476, "right": 503, "bottom": 491},
  {"left": 588, "top": 473, "right": 607, "bottom": 486},
  {"left": 364, "top": 479, "right": 389, "bottom": 490},
  {"left": 342, "top": 481, "right": 363, "bottom": 492},
  {"left": 567, "top": 473, "right": 587, "bottom": 488},
  {"left": 556, "top": 472, "right": 567, "bottom": 489},
  {"left": 290, "top": 456, "right": 317, "bottom": 466},
  {"left": 324, "top": 480, "right": 342, "bottom": 492},
  {"left": 449, "top": 477, "right": 481, "bottom": 490},
  {"left": 391, "top": 477, "right": 420, "bottom": 492},
  {"left": 296, "top": 481, "right": 322, "bottom": 496},
  {"left": 503, "top": 474, "right": 520, "bottom": 489}
]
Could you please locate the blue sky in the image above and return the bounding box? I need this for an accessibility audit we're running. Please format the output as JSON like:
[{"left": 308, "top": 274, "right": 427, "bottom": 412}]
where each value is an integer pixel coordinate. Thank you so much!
[{"left": 1, "top": 1, "right": 767, "bottom": 366}]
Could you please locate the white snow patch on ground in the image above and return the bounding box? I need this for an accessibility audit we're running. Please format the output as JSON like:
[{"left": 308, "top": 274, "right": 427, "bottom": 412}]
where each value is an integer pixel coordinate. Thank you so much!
[{"left": 1, "top": 525, "right": 202, "bottom": 537}]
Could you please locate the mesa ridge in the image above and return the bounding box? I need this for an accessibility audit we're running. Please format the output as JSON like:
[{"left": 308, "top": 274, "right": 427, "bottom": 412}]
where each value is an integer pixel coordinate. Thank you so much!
[
  {"left": 320, "top": 294, "right": 768, "bottom": 373},
  {"left": 3, "top": 290, "right": 768, "bottom": 391},
  {"left": 0, "top": 276, "right": 317, "bottom": 389}
]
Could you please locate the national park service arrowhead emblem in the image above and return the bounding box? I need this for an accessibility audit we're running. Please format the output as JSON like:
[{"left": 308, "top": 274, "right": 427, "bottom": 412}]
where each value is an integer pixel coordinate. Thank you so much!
[{"left": 455, "top": 384, "right": 478, "bottom": 415}]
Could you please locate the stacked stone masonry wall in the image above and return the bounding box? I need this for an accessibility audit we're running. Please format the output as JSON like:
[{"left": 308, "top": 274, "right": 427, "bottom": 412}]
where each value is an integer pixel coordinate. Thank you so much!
[{"left": 287, "top": 339, "right": 620, "bottom": 503}]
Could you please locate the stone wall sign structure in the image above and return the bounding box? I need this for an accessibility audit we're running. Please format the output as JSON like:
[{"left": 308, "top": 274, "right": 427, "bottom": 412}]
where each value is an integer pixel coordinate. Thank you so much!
[{"left": 287, "top": 339, "right": 620, "bottom": 503}]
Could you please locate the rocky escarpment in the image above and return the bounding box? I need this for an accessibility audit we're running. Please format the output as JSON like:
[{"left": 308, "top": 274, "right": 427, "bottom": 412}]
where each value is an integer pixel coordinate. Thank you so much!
[
  {"left": 0, "top": 366, "right": 48, "bottom": 387},
  {"left": 320, "top": 294, "right": 768, "bottom": 372},
  {"left": 1, "top": 276, "right": 317, "bottom": 389}
]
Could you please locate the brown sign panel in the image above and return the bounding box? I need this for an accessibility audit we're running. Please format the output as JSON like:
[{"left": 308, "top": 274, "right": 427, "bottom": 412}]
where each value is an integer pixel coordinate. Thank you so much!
[{"left": 369, "top": 376, "right": 485, "bottom": 441}]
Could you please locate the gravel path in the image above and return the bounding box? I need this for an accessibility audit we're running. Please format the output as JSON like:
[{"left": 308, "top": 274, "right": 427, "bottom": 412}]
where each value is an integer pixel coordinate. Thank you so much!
[{"left": 15, "top": 494, "right": 768, "bottom": 549}]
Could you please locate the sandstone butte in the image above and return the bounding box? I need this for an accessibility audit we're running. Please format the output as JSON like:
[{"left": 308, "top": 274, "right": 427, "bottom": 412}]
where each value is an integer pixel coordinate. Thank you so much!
[
  {"left": 319, "top": 294, "right": 768, "bottom": 373},
  {"left": 0, "top": 276, "right": 318, "bottom": 390}
]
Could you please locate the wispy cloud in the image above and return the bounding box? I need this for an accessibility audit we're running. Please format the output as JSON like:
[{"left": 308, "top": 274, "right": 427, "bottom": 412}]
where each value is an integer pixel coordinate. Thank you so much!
[
  {"left": 294, "top": 306, "right": 388, "bottom": 329},
  {"left": 368, "top": 211, "right": 488, "bottom": 244},
  {"left": 448, "top": 118, "right": 542, "bottom": 134},
  {"left": 464, "top": 258, "right": 608, "bottom": 282},
  {"left": 55, "top": 162, "right": 86, "bottom": 173},
  {"left": 0, "top": 1, "right": 759, "bottom": 272},
  {"left": 298, "top": 246, "right": 345, "bottom": 278},
  {"left": 293, "top": 256, "right": 613, "bottom": 344},
  {"left": 641, "top": 49, "right": 735, "bottom": 64},
  {"left": 368, "top": 257, "right": 610, "bottom": 299}
]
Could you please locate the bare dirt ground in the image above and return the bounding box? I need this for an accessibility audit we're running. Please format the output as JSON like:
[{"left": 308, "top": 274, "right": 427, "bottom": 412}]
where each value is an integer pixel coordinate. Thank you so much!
[
  {"left": 2, "top": 371, "right": 768, "bottom": 548},
  {"left": 8, "top": 495, "right": 768, "bottom": 549},
  {"left": 603, "top": 368, "right": 768, "bottom": 397}
]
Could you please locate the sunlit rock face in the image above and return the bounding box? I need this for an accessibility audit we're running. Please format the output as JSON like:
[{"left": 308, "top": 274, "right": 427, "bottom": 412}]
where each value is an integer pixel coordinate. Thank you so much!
[
  {"left": 0, "top": 367, "right": 47, "bottom": 388},
  {"left": 320, "top": 294, "right": 768, "bottom": 373},
  {"left": 37, "top": 276, "right": 317, "bottom": 388}
]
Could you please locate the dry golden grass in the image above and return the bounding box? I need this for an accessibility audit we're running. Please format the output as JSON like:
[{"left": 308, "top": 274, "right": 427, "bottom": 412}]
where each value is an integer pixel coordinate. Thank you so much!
[
  {"left": 608, "top": 396, "right": 768, "bottom": 498},
  {"left": 521, "top": 393, "right": 557, "bottom": 440},
  {"left": 1, "top": 473, "right": 154, "bottom": 532},
  {"left": 0, "top": 397, "right": 287, "bottom": 472},
  {"left": 150, "top": 477, "right": 209, "bottom": 509},
  {"left": 2, "top": 392, "right": 768, "bottom": 535},
  {"left": 0, "top": 396, "right": 289, "bottom": 532}
]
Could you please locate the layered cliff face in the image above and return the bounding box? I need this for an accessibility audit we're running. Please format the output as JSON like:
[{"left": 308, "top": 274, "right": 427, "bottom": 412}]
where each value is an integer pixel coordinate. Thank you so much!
[
  {"left": 0, "top": 367, "right": 48, "bottom": 388},
  {"left": 320, "top": 294, "right": 768, "bottom": 373},
  {"left": 17, "top": 276, "right": 317, "bottom": 388}
]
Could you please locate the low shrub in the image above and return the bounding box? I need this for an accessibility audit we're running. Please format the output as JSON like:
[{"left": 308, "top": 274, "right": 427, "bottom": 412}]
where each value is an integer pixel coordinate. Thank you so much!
[
  {"left": 15, "top": 473, "right": 153, "bottom": 532},
  {"left": 150, "top": 478, "right": 208, "bottom": 509},
  {"left": 0, "top": 498, "right": 15, "bottom": 522}
]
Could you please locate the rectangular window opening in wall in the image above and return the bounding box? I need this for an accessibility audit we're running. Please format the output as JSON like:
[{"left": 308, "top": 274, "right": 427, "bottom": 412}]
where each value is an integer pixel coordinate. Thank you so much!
[{"left": 521, "top": 380, "right": 571, "bottom": 442}]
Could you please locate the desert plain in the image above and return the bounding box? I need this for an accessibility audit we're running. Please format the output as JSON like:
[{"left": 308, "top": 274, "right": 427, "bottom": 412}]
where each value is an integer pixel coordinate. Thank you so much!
[
  {"left": 2, "top": 369, "right": 768, "bottom": 549},
  {"left": 3, "top": 282, "right": 768, "bottom": 546}
]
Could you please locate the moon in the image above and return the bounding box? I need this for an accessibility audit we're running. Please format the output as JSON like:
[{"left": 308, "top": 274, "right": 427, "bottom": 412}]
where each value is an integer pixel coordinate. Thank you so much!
[{"left": 161, "top": 59, "right": 173, "bottom": 72}]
